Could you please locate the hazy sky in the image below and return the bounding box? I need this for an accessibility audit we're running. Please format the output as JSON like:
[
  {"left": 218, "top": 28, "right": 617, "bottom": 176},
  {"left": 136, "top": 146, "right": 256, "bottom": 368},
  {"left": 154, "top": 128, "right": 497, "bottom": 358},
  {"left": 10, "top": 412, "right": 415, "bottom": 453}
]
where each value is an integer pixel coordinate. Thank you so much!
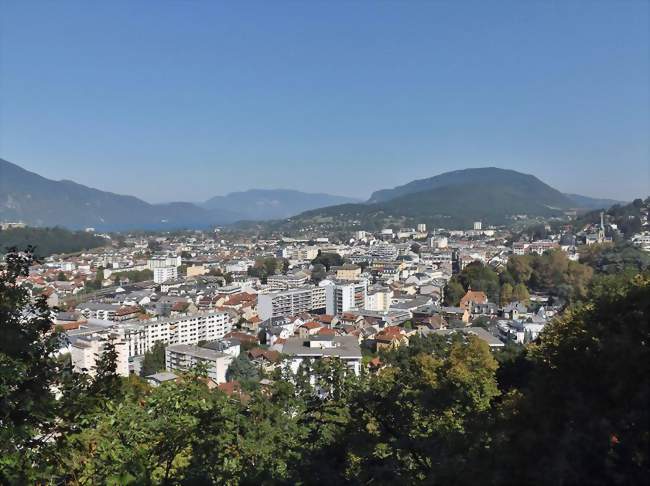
[{"left": 1, "top": 1, "right": 648, "bottom": 203}]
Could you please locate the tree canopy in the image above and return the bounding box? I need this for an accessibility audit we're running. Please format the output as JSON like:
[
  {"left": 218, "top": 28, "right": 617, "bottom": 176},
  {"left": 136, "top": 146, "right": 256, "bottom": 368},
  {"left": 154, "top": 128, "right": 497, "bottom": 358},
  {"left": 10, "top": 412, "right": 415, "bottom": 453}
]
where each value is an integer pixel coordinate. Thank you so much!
[{"left": 1, "top": 247, "right": 648, "bottom": 484}]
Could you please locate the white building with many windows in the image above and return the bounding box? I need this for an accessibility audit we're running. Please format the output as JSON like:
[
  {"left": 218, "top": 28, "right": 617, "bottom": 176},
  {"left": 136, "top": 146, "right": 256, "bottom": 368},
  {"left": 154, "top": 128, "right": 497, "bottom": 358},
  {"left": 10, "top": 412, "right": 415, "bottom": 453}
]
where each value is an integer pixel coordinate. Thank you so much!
[
  {"left": 153, "top": 266, "right": 178, "bottom": 284},
  {"left": 321, "top": 279, "right": 368, "bottom": 315},
  {"left": 121, "top": 311, "right": 233, "bottom": 357},
  {"left": 70, "top": 332, "right": 130, "bottom": 377},
  {"left": 165, "top": 344, "right": 233, "bottom": 383},
  {"left": 258, "top": 286, "right": 327, "bottom": 320}
]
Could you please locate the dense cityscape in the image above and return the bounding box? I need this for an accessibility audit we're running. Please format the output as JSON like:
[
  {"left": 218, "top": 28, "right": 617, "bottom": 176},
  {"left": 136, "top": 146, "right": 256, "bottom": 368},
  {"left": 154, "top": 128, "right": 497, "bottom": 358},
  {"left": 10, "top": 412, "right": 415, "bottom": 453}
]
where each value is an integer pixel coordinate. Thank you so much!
[{"left": 1, "top": 1, "right": 648, "bottom": 484}]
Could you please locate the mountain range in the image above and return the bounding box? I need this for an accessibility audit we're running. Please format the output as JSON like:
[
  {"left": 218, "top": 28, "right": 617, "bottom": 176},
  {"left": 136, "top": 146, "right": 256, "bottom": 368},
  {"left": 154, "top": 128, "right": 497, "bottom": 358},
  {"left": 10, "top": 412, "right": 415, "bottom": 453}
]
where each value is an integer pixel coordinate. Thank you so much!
[
  {"left": 0, "top": 159, "right": 626, "bottom": 231},
  {"left": 0, "top": 159, "right": 356, "bottom": 230},
  {"left": 286, "top": 168, "right": 626, "bottom": 230},
  {"left": 202, "top": 189, "right": 358, "bottom": 221}
]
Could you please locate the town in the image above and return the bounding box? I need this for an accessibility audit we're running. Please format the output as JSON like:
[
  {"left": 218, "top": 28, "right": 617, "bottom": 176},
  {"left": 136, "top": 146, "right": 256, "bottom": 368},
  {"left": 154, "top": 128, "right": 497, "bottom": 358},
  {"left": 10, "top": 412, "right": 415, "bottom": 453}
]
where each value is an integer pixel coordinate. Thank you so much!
[{"left": 9, "top": 197, "right": 646, "bottom": 394}]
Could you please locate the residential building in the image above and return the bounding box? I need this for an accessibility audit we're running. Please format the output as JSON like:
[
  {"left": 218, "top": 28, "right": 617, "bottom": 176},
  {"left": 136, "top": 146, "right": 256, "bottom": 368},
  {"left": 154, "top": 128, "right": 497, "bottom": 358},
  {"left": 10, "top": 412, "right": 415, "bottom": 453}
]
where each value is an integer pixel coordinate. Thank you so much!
[
  {"left": 323, "top": 279, "right": 367, "bottom": 315},
  {"left": 267, "top": 272, "right": 309, "bottom": 290},
  {"left": 165, "top": 344, "right": 233, "bottom": 383},
  {"left": 369, "top": 242, "right": 398, "bottom": 260},
  {"left": 335, "top": 264, "right": 362, "bottom": 281},
  {"left": 365, "top": 285, "right": 392, "bottom": 312},
  {"left": 258, "top": 286, "right": 327, "bottom": 320},
  {"left": 70, "top": 332, "right": 130, "bottom": 377},
  {"left": 153, "top": 266, "right": 178, "bottom": 284},
  {"left": 282, "top": 335, "right": 362, "bottom": 376},
  {"left": 459, "top": 289, "right": 488, "bottom": 310},
  {"left": 121, "top": 311, "right": 233, "bottom": 357}
]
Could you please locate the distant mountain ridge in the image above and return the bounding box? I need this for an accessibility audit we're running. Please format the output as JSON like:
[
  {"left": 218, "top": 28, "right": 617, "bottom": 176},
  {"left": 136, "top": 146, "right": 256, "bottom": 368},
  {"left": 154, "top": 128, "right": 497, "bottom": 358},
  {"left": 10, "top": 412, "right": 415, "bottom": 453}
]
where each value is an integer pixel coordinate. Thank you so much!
[
  {"left": 0, "top": 159, "right": 357, "bottom": 230},
  {"left": 0, "top": 158, "right": 236, "bottom": 230},
  {"left": 367, "top": 167, "right": 574, "bottom": 207},
  {"left": 289, "top": 167, "right": 581, "bottom": 229},
  {"left": 203, "top": 189, "right": 359, "bottom": 221},
  {"left": 563, "top": 193, "right": 627, "bottom": 210},
  {"left": 0, "top": 159, "right": 624, "bottom": 231}
]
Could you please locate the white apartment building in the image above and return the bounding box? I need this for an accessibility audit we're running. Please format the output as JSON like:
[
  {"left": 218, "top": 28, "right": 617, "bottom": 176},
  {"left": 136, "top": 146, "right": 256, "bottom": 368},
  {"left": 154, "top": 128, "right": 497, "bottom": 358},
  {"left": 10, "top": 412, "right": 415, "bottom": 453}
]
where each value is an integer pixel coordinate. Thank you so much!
[
  {"left": 70, "top": 332, "right": 130, "bottom": 377},
  {"left": 430, "top": 236, "right": 448, "bottom": 249},
  {"left": 165, "top": 344, "right": 233, "bottom": 383},
  {"left": 147, "top": 255, "right": 181, "bottom": 270},
  {"left": 474, "top": 221, "right": 483, "bottom": 230},
  {"left": 283, "top": 246, "right": 319, "bottom": 261},
  {"left": 322, "top": 279, "right": 368, "bottom": 316},
  {"left": 369, "top": 242, "right": 398, "bottom": 260},
  {"left": 153, "top": 266, "right": 178, "bottom": 284},
  {"left": 267, "top": 272, "right": 309, "bottom": 290},
  {"left": 258, "top": 286, "right": 327, "bottom": 320},
  {"left": 366, "top": 285, "right": 393, "bottom": 312},
  {"left": 282, "top": 335, "right": 362, "bottom": 376},
  {"left": 121, "top": 311, "right": 233, "bottom": 357}
]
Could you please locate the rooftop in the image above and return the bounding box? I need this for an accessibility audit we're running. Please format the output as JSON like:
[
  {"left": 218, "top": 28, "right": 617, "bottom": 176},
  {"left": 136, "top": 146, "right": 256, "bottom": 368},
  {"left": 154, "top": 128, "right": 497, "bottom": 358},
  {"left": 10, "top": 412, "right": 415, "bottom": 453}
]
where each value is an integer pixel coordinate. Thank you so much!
[{"left": 282, "top": 335, "right": 362, "bottom": 359}]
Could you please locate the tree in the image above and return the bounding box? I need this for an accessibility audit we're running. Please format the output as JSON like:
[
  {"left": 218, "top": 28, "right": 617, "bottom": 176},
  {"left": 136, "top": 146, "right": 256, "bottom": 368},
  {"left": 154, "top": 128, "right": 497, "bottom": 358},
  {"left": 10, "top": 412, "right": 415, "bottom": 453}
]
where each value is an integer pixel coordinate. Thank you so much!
[
  {"left": 456, "top": 261, "right": 501, "bottom": 303},
  {"left": 141, "top": 342, "right": 167, "bottom": 377},
  {"left": 512, "top": 283, "right": 530, "bottom": 304},
  {"left": 0, "top": 248, "right": 93, "bottom": 482},
  {"left": 507, "top": 255, "right": 533, "bottom": 284},
  {"left": 311, "top": 263, "right": 327, "bottom": 283},
  {"left": 147, "top": 239, "right": 162, "bottom": 252},
  {"left": 495, "top": 274, "right": 650, "bottom": 485},
  {"left": 500, "top": 282, "right": 514, "bottom": 305},
  {"left": 226, "top": 353, "right": 259, "bottom": 384},
  {"left": 56, "top": 271, "right": 67, "bottom": 281},
  {"left": 444, "top": 280, "right": 465, "bottom": 306},
  {"left": 311, "top": 251, "right": 343, "bottom": 271},
  {"left": 344, "top": 335, "right": 500, "bottom": 484}
]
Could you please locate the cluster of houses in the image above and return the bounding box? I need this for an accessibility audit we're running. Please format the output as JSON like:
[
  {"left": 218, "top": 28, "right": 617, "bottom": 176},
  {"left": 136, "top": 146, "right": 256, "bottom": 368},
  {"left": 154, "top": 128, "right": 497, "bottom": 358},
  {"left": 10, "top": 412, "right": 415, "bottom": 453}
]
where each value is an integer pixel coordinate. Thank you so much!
[{"left": 10, "top": 223, "right": 580, "bottom": 389}]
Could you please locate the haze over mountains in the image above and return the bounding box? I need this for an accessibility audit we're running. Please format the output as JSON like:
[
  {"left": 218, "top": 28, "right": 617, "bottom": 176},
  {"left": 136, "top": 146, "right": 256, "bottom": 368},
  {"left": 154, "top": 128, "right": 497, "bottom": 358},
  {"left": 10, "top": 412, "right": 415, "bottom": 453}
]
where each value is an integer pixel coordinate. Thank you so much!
[
  {"left": 0, "top": 159, "right": 626, "bottom": 231},
  {"left": 202, "top": 189, "right": 359, "bottom": 221},
  {"left": 0, "top": 159, "right": 358, "bottom": 230},
  {"left": 288, "top": 168, "right": 628, "bottom": 229}
]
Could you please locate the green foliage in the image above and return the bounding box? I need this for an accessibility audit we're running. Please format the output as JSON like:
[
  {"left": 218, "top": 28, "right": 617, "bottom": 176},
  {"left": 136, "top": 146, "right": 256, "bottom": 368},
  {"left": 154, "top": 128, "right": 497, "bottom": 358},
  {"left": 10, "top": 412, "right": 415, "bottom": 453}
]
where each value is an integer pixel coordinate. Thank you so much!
[
  {"left": 494, "top": 274, "right": 650, "bottom": 485},
  {"left": 226, "top": 353, "right": 259, "bottom": 385},
  {"left": 447, "top": 261, "right": 500, "bottom": 303},
  {"left": 111, "top": 268, "right": 153, "bottom": 284},
  {"left": 310, "top": 263, "right": 327, "bottom": 283},
  {"left": 0, "top": 248, "right": 66, "bottom": 481},
  {"left": 247, "top": 256, "right": 284, "bottom": 284},
  {"left": 0, "top": 227, "right": 106, "bottom": 258},
  {"left": 311, "top": 251, "right": 343, "bottom": 271},
  {"left": 1, "top": 247, "right": 648, "bottom": 484},
  {"left": 512, "top": 282, "right": 530, "bottom": 303},
  {"left": 443, "top": 279, "right": 465, "bottom": 306},
  {"left": 508, "top": 250, "right": 593, "bottom": 303},
  {"left": 500, "top": 282, "right": 514, "bottom": 304},
  {"left": 140, "top": 342, "right": 167, "bottom": 377},
  {"left": 580, "top": 242, "right": 650, "bottom": 275}
]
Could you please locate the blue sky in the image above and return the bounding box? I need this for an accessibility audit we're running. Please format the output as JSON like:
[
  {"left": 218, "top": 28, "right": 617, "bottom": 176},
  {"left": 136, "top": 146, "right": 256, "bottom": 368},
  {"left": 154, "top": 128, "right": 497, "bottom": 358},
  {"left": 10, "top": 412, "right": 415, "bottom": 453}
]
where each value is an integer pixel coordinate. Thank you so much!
[{"left": 1, "top": 0, "right": 648, "bottom": 203}]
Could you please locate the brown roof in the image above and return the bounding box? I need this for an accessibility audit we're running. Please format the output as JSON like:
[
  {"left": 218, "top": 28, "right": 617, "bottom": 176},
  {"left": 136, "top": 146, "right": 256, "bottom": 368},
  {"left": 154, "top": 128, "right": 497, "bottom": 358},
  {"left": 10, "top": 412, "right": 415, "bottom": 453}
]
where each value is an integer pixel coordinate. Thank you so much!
[
  {"left": 115, "top": 305, "right": 139, "bottom": 316},
  {"left": 302, "top": 321, "right": 322, "bottom": 330},
  {"left": 224, "top": 331, "right": 258, "bottom": 343},
  {"left": 375, "top": 326, "right": 405, "bottom": 343},
  {"left": 460, "top": 290, "right": 488, "bottom": 306},
  {"left": 248, "top": 348, "right": 281, "bottom": 362},
  {"left": 223, "top": 292, "right": 256, "bottom": 306}
]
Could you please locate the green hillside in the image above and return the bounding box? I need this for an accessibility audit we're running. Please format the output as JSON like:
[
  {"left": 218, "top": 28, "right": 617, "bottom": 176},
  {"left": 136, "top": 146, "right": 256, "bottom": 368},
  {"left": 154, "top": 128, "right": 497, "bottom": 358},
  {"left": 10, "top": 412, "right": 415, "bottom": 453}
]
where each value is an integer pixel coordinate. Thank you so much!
[
  {"left": 0, "top": 227, "right": 107, "bottom": 257},
  {"left": 289, "top": 168, "right": 575, "bottom": 229}
]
